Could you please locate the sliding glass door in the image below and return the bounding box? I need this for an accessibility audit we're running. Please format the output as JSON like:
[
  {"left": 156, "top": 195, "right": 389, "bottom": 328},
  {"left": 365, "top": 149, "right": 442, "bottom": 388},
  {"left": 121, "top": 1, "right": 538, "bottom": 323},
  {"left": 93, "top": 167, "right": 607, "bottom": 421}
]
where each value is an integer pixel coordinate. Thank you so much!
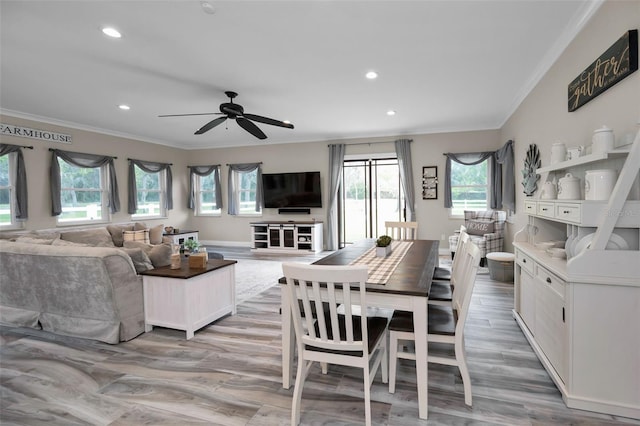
[{"left": 339, "top": 157, "right": 405, "bottom": 246}]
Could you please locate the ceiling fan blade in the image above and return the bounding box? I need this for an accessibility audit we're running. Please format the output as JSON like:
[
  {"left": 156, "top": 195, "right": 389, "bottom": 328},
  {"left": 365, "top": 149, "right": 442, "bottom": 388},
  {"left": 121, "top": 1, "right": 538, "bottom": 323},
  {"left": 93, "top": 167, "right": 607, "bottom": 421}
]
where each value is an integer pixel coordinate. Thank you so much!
[
  {"left": 243, "top": 113, "right": 294, "bottom": 129},
  {"left": 195, "top": 116, "right": 227, "bottom": 135},
  {"left": 237, "top": 117, "right": 267, "bottom": 140},
  {"left": 159, "top": 112, "right": 218, "bottom": 117}
]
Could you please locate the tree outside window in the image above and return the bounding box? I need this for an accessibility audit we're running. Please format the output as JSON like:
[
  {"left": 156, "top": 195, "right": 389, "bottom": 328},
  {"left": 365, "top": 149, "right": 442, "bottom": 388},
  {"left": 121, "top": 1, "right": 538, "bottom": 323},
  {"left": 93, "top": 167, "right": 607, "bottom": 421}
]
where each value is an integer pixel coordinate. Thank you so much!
[
  {"left": 57, "top": 159, "right": 107, "bottom": 223},
  {"left": 133, "top": 166, "right": 165, "bottom": 218},
  {"left": 0, "top": 154, "right": 14, "bottom": 226},
  {"left": 196, "top": 173, "right": 221, "bottom": 215},
  {"left": 450, "top": 159, "right": 489, "bottom": 216},
  {"left": 233, "top": 168, "right": 261, "bottom": 215}
]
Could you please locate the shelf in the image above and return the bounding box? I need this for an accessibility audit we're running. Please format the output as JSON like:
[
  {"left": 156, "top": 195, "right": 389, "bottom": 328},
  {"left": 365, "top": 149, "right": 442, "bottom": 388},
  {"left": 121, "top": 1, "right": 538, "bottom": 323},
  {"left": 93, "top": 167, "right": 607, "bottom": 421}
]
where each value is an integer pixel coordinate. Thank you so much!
[{"left": 536, "top": 147, "right": 630, "bottom": 174}]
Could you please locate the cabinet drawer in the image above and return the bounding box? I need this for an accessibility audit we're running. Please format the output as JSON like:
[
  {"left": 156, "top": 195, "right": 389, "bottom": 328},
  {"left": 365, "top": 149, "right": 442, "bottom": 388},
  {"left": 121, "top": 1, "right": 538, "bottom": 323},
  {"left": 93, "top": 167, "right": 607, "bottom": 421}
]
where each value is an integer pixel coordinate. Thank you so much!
[
  {"left": 535, "top": 264, "right": 565, "bottom": 300},
  {"left": 537, "top": 202, "right": 555, "bottom": 218},
  {"left": 555, "top": 203, "right": 581, "bottom": 223},
  {"left": 516, "top": 250, "right": 534, "bottom": 275},
  {"left": 524, "top": 201, "right": 537, "bottom": 214}
]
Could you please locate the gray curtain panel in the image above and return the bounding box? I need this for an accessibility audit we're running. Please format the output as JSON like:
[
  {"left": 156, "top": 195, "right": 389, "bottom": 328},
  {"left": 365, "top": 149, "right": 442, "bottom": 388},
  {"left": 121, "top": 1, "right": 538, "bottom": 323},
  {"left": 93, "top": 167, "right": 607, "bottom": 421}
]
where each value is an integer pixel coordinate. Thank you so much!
[
  {"left": 188, "top": 165, "right": 221, "bottom": 210},
  {"left": 50, "top": 149, "right": 119, "bottom": 216},
  {"left": 492, "top": 140, "right": 515, "bottom": 213},
  {"left": 326, "top": 143, "right": 345, "bottom": 250},
  {"left": 127, "top": 159, "right": 173, "bottom": 215},
  {"left": 227, "top": 163, "right": 262, "bottom": 215},
  {"left": 0, "top": 144, "right": 28, "bottom": 220},
  {"left": 444, "top": 151, "right": 495, "bottom": 209},
  {"left": 394, "top": 138, "right": 416, "bottom": 221}
]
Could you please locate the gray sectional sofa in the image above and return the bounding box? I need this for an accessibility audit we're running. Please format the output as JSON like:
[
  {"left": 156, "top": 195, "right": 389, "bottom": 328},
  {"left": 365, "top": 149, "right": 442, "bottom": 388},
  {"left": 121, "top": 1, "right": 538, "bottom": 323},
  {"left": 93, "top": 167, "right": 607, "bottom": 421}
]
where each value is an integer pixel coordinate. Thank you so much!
[{"left": 0, "top": 223, "right": 171, "bottom": 343}]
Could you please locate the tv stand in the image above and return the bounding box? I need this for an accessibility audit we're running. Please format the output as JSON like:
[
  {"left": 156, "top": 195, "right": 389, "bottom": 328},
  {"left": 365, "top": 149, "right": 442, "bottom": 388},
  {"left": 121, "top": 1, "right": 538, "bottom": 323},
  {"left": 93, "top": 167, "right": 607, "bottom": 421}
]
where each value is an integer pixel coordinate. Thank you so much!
[{"left": 250, "top": 221, "right": 323, "bottom": 253}]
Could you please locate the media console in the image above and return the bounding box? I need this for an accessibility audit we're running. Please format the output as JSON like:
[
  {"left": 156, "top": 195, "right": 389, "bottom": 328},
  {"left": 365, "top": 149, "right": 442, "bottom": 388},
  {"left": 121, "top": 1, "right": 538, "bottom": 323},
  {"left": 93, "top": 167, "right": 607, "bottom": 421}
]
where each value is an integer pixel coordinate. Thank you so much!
[{"left": 250, "top": 221, "right": 323, "bottom": 253}]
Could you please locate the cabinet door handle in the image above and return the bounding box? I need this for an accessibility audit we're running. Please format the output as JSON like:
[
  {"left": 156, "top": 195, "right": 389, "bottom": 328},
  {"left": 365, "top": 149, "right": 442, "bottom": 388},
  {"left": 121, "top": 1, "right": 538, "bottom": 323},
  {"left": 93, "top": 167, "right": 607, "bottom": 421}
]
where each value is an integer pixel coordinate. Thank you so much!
[
  {"left": 542, "top": 208, "right": 548, "bottom": 211},
  {"left": 523, "top": 258, "right": 527, "bottom": 263},
  {"left": 562, "top": 307, "right": 565, "bottom": 323},
  {"left": 546, "top": 277, "right": 552, "bottom": 284},
  {"left": 563, "top": 210, "right": 570, "bottom": 214}
]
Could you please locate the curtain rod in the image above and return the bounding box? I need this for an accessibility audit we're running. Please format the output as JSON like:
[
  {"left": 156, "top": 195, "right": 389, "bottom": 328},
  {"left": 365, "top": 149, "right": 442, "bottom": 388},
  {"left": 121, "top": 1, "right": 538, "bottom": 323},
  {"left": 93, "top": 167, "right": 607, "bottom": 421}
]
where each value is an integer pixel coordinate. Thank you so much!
[
  {"left": 19, "top": 145, "right": 34, "bottom": 149},
  {"left": 328, "top": 139, "right": 412, "bottom": 147},
  {"left": 128, "top": 158, "right": 172, "bottom": 165},
  {"left": 187, "top": 164, "right": 221, "bottom": 168},
  {"left": 49, "top": 148, "right": 118, "bottom": 159},
  {"left": 225, "top": 162, "right": 263, "bottom": 165}
]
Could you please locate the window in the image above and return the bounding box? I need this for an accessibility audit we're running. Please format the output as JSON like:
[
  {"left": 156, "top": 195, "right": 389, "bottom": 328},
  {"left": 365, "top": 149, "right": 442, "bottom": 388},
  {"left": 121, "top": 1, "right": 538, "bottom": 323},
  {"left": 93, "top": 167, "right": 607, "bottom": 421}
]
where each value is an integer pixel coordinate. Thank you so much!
[
  {"left": 449, "top": 158, "right": 489, "bottom": 217},
  {"left": 57, "top": 158, "right": 109, "bottom": 223},
  {"left": 132, "top": 165, "right": 166, "bottom": 218},
  {"left": 0, "top": 153, "right": 16, "bottom": 227},
  {"left": 230, "top": 168, "right": 261, "bottom": 215},
  {"left": 196, "top": 173, "right": 221, "bottom": 216}
]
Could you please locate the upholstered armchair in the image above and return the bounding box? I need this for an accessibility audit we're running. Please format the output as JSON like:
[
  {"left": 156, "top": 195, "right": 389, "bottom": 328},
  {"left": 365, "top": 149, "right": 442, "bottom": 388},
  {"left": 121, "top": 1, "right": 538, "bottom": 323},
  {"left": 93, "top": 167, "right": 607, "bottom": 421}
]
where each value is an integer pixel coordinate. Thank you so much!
[{"left": 449, "top": 210, "right": 507, "bottom": 265}]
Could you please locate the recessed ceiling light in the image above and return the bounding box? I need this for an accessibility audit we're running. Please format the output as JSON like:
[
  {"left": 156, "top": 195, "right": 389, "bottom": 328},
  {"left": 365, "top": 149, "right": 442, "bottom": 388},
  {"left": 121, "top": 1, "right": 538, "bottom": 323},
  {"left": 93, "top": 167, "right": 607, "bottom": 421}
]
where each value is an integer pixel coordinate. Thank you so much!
[
  {"left": 387, "top": 110, "right": 396, "bottom": 116},
  {"left": 102, "top": 27, "right": 122, "bottom": 38},
  {"left": 365, "top": 71, "right": 378, "bottom": 80},
  {"left": 118, "top": 104, "right": 130, "bottom": 110}
]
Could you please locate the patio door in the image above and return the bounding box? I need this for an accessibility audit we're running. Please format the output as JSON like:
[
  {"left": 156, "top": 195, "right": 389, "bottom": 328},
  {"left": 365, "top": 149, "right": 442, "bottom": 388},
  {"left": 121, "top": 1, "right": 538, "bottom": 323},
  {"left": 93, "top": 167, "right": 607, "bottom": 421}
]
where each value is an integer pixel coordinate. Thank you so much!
[{"left": 339, "top": 157, "right": 405, "bottom": 247}]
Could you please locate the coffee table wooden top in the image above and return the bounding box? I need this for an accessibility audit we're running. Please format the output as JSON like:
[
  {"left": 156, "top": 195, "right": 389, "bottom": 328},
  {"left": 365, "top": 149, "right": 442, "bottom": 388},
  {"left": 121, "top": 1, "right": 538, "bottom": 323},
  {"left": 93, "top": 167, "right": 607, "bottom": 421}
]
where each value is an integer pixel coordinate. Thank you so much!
[{"left": 140, "top": 259, "right": 237, "bottom": 279}]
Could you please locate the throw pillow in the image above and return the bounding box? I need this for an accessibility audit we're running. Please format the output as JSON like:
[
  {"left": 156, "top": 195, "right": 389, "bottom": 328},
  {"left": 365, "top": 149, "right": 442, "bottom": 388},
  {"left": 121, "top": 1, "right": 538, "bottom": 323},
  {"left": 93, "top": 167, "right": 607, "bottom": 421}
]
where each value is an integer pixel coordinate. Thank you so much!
[
  {"left": 123, "top": 241, "right": 172, "bottom": 267},
  {"left": 123, "top": 229, "right": 150, "bottom": 244},
  {"left": 119, "top": 247, "right": 154, "bottom": 273},
  {"left": 465, "top": 219, "right": 494, "bottom": 236},
  {"left": 134, "top": 222, "right": 147, "bottom": 231},
  {"left": 60, "top": 228, "right": 115, "bottom": 247},
  {"left": 149, "top": 224, "right": 164, "bottom": 245},
  {"left": 51, "top": 239, "right": 90, "bottom": 247},
  {"left": 107, "top": 224, "right": 134, "bottom": 247}
]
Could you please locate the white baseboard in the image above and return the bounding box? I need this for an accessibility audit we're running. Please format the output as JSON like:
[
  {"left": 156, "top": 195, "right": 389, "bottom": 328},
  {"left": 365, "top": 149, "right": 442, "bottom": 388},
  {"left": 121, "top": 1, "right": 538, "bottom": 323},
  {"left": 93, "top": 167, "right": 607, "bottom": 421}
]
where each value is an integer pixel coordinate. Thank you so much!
[{"left": 199, "top": 240, "right": 252, "bottom": 248}]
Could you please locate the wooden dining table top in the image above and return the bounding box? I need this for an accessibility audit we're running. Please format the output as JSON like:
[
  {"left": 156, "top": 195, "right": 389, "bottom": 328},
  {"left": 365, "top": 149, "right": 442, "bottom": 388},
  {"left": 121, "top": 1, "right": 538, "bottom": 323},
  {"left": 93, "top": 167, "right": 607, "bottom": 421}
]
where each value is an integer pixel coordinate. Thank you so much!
[{"left": 304, "top": 239, "right": 439, "bottom": 297}]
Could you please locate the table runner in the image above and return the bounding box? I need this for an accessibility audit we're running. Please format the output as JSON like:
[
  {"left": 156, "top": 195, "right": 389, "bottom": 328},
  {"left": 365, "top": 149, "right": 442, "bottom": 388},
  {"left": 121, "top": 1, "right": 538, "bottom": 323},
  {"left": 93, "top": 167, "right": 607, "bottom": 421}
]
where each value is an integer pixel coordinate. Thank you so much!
[{"left": 349, "top": 241, "right": 413, "bottom": 284}]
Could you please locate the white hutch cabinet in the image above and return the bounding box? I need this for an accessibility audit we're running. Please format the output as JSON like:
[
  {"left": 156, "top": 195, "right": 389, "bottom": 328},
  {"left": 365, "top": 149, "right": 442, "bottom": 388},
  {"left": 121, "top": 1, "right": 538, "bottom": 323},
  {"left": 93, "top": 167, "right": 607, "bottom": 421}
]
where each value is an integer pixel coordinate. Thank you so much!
[{"left": 513, "top": 132, "right": 640, "bottom": 419}]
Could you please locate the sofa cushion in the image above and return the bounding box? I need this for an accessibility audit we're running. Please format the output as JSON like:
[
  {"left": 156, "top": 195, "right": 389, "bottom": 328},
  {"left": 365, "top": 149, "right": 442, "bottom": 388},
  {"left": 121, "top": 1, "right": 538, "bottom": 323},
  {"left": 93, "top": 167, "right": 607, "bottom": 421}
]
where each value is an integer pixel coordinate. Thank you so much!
[
  {"left": 149, "top": 224, "right": 164, "bottom": 245},
  {"left": 15, "top": 236, "right": 56, "bottom": 245},
  {"left": 123, "top": 241, "right": 172, "bottom": 268},
  {"left": 51, "top": 239, "right": 90, "bottom": 247},
  {"left": 107, "top": 224, "right": 134, "bottom": 247},
  {"left": 119, "top": 247, "right": 154, "bottom": 273},
  {"left": 123, "top": 229, "right": 150, "bottom": 244},
  {"left": 60, "top": 228, "right": 115, "bottom": 247}
]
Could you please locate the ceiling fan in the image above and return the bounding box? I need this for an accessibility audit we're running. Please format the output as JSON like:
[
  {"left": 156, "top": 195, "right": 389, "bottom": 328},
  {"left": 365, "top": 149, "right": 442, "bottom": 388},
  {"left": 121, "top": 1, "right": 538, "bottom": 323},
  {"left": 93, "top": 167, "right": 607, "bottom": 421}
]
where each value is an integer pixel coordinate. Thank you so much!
[{"left": 159, "top": 91, "right": 294, "bottom": 140}]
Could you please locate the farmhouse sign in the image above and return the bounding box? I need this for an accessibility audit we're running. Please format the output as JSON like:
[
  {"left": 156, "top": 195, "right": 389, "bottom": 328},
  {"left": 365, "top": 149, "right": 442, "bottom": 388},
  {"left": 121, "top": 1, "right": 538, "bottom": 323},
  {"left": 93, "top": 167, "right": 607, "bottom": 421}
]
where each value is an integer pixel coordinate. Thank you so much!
[
  {"left": 568, "top": 30, "right": 638, "bottom": 112},
  {"left": 0, "top": 123, "right": 72, "bottom": 144}
]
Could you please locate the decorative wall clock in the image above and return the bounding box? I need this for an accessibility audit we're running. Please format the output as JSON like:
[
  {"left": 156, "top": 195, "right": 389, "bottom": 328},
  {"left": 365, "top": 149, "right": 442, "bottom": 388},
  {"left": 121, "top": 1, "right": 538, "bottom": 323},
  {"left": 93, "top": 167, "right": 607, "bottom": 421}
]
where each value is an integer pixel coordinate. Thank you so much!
[{"left": 521, "top": 144, "right": 540, "bottom": 196}]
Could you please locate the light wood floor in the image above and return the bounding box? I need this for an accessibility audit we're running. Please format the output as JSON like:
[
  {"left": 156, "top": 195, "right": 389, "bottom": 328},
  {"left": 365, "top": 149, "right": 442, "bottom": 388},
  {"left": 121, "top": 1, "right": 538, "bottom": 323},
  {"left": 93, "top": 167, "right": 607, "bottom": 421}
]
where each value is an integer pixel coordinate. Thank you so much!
[{"left": 1, "top": 247, "right": 638, "bottom": 425}]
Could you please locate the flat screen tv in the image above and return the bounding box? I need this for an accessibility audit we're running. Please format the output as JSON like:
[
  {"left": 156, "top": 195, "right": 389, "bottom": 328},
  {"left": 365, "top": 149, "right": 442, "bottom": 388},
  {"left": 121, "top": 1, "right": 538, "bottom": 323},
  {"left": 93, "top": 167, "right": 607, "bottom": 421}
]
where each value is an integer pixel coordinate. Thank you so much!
[{"left": 262, "top": 171, "right": 322, "bottom": 208}]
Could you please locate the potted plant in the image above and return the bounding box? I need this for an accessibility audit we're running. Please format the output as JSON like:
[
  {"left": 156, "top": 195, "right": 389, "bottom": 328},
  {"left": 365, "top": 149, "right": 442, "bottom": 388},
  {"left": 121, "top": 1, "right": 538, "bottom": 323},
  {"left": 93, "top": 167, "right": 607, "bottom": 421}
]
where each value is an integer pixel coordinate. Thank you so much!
[
  {"left": 183, "top": 239, "right": 200, "bottom": 255},
  {"left": 375, "top": 235, "right": 393, "bottom": 257}
]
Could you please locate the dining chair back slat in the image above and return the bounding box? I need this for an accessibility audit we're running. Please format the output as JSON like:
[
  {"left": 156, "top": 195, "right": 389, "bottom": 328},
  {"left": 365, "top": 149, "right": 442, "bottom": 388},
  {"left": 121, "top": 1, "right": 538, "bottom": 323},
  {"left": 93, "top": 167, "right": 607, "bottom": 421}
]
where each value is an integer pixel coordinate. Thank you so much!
[{"left": 385, "top": 221, "right": 418, "bottom": 240}]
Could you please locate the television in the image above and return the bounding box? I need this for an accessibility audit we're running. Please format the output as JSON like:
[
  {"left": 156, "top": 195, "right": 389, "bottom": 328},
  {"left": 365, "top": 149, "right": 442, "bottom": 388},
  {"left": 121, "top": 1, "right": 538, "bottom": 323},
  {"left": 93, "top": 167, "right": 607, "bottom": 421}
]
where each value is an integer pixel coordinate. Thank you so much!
[{"left": 262, "top": 171, "right": 322, "bottom": 208}]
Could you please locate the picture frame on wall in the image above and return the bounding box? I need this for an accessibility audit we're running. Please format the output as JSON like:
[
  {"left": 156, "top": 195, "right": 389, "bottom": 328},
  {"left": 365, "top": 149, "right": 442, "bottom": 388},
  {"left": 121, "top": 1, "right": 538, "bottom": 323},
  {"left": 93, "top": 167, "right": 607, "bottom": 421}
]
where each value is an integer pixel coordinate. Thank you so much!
[{"left": 422, "top": 166, "right": 438, "bottom": 200}]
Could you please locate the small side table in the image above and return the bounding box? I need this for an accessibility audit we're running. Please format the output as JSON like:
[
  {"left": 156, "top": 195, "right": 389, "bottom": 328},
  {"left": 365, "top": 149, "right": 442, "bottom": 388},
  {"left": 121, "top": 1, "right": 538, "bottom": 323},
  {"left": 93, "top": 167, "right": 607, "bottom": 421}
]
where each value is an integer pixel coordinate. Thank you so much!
[
  {"left": 486, "top": 252, "right": 515, "bottom": 283},
  {"left": 140, "top": 259, "right": 237, "bottom": 339},
  {"left": 163, "top": 230, "right": 198, "bottom": 246}
]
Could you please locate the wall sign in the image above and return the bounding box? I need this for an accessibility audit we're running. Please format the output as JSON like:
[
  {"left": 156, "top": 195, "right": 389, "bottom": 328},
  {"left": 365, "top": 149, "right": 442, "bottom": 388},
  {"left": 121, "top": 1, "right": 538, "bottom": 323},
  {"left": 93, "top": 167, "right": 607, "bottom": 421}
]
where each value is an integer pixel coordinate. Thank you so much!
[
  {"left": 0, "top": 123, "right": 72, "bottom": 144},
  {"left": 422, "top": 166, "right": 438, "bottom": 200},
  {"left": 568, "top": 29, "right": 638, "bottom": 112}
]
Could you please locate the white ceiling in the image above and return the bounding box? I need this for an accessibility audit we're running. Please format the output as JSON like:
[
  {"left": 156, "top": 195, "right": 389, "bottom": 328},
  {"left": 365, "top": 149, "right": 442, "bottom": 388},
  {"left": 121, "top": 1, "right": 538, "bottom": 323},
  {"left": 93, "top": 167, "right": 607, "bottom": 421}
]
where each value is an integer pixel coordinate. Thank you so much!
[{"left": 0, "top": 0, "right": 600, "bottom": 149}]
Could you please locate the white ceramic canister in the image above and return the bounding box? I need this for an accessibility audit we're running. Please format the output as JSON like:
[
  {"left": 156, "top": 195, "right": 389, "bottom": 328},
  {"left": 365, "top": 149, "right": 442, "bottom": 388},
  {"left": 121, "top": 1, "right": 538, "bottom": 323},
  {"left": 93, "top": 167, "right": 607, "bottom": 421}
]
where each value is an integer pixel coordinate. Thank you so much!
[
  {"left": 539, "top": 181, "right": 557, "bottom": 200},
  {"left": 592, "top": 126, "right": 615, "bottom": 154},
  {"left": 585, "top": 169, "right": 617, "bottom": 200},
  {"left": 550, "top": 142, "right": 567, "bottom": 164},
  {"left": 557, "top": 173, "right": 581, "bottom": 200}
]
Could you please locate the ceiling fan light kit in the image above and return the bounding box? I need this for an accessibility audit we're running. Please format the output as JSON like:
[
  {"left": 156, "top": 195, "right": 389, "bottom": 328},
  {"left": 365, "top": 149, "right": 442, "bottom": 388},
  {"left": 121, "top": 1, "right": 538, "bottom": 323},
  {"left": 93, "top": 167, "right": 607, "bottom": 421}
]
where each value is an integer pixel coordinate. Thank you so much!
[{"left": 159, "top": 91, "right": 293, "bottom": 140}]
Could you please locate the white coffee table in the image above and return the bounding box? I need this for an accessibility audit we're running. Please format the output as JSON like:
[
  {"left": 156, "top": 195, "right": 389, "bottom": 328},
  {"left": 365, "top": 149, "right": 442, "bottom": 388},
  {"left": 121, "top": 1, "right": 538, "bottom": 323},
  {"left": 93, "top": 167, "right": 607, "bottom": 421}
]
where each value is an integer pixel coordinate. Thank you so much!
[{"left": 140, "top": 259, "right": 237, "bottom": 339}]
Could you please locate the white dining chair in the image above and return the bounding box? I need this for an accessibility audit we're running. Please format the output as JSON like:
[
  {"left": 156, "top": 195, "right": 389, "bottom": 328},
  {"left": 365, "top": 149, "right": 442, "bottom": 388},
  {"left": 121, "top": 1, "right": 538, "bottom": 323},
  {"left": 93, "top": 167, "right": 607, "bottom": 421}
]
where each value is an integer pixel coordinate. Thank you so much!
[
  {"left": 429, "top": 230, "right": 470, "bottom": 306},
  {"left": 384, "top": 221, "right": 418, "bottom": 240},
  {"left": 282, "top": 262, "right": 389, "bottom": 426},
  {"left": 388, "top": 242, "right": 482, "bottom": 406}
]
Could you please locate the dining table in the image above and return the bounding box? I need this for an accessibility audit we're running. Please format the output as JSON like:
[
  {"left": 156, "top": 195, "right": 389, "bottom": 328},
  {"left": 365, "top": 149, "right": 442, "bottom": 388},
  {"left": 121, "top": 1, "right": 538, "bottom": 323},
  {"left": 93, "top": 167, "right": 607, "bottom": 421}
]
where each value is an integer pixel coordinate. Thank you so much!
[{"left": 280, "top": 238, "right": 439, "bottom": 420}]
